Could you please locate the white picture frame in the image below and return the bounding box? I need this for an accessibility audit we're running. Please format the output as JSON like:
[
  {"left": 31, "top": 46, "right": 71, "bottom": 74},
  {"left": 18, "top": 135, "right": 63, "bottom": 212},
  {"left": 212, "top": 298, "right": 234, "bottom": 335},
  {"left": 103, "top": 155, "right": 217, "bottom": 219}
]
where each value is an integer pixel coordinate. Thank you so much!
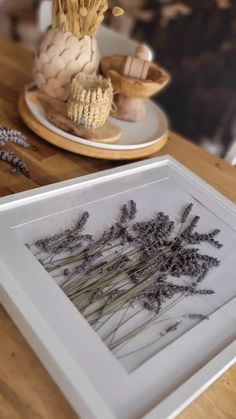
[{"left": 0, "top": 155, "right": 235, "bottom": 419}]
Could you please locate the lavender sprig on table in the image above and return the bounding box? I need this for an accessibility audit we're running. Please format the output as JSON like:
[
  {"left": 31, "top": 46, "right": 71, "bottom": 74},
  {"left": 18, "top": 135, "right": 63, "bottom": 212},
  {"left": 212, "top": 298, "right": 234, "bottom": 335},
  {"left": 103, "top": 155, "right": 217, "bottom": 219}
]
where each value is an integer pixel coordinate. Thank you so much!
[
  {"left": 0, "top": 124, "right": 31, "bottom": 177},
  {"left": 30, "top": 202, "right": 223, "bottom": 362},
  {"left": 0, "top": 150, "right": 31, "bottom": 178},
  {"left": 0, "top": 125, "right": 29, "bottom": 148}
]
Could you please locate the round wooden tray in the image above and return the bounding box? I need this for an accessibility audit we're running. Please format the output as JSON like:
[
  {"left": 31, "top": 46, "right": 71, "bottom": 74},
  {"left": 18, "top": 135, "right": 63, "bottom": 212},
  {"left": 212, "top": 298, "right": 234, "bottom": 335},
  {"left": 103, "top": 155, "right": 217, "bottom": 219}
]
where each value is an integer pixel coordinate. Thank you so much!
[{"left": 18, "top": 93, "right": 168, "bottom": 160}]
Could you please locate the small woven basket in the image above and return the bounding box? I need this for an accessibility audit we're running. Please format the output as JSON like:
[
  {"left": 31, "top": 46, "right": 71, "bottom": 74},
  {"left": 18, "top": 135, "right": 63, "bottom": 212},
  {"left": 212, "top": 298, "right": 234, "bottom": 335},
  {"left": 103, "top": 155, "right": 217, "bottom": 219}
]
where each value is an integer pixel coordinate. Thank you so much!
[{"left": 67, "top": 74, "right": 113, "bottom": 129}]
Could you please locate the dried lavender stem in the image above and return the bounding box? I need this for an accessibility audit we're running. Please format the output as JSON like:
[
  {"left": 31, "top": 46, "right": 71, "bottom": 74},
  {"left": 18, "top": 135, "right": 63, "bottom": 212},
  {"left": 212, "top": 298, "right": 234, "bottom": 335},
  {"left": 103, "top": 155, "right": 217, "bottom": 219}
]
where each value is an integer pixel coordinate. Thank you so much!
[
  {"left": 45, "top": 211, "right": 179, "bottom": 274},
  {"left": 118, "top": 334, "right": 167, "bottom": 360},
  {"left": 66, "top": 270, "right": 129, "bottom": 304},
  {"left": 67, "top": 239, "right": 182, "bottom": 304},
  {"left": 109, "top": 303, "right": 131, "bottom": 347},
  {"left": 109, "top": 312, "right": 158, "bottom": 351},
  {"left": 46, "top": 234, "right": 122, "bottom": 272},
  {"left": 94, "top": 246, "right": 184, "bottom": 318},
  {"left": 111, "top": 298, "right": 185, "bottom": 353},
  {"left": 106, "top": 282, "right": 190, "bottom": 352},
  {"left": 117, "top": 314, "right": 206, "bottom": 360},
  {"left": 82, "top": 243, "right": 190, "bottom": 324},
  {"left": 106, "top": 295, "right": 183, "bottom": 348},
  {"left": 111, "top": 288, "right": 209, "bottom": 354},
  {"left": 31, "top": 201, "right": 222, "bottom": 365}
]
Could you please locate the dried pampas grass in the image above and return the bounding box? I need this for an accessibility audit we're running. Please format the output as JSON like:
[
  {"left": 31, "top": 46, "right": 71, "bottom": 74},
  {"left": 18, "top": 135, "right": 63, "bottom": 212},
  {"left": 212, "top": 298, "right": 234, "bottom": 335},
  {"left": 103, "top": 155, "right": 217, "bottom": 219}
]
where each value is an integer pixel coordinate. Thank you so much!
[{"left": 53, "top": 0, "right": 109, "bottom": 38}]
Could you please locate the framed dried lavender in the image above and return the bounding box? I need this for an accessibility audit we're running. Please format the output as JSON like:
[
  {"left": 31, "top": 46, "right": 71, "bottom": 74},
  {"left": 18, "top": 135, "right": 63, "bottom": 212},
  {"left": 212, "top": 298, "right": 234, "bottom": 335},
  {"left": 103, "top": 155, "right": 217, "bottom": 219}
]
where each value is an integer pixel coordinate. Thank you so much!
[{"left": 0, "top": 155, "right": 235, "bottom": 419}]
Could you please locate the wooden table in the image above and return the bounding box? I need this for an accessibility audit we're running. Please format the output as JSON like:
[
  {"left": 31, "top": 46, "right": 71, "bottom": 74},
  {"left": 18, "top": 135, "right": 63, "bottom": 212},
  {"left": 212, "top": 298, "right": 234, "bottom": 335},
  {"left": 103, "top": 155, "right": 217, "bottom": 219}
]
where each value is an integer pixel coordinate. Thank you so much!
[{"left": 0, "top": 35, "right": 235, "bottom": 419}]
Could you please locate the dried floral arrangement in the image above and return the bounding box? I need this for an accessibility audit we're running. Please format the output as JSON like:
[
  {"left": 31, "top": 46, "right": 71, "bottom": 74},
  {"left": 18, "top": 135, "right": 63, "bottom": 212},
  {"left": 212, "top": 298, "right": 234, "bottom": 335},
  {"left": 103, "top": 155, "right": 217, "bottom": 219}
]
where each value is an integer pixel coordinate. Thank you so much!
[
  {"left": 35, "top": 0, "right": 124, "bottom": 102},
  {"left": 28, "top": 201, "right": 223, "bottom": 369},
  {"left": 0, "top": 125, "right": 31, "bottom": 177},
  {"left": 53, "top": 0, "right": 124, "bottom": 38}
]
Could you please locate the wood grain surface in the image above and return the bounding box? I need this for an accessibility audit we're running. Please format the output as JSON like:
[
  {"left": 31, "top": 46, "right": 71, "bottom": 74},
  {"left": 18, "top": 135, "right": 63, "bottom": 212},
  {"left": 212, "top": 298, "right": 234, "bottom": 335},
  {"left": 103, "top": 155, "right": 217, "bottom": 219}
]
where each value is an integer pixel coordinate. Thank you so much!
[{"left": 0, "top": 35, "right": 235, "bottom": 419}]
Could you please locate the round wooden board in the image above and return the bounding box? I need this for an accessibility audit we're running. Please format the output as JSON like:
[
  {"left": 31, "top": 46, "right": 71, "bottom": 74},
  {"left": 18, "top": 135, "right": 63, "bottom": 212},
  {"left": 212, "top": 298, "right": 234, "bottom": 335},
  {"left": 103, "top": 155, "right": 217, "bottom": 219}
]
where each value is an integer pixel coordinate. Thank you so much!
[{"left": 18, "top": 93, "right": 168, "bottom": 160}]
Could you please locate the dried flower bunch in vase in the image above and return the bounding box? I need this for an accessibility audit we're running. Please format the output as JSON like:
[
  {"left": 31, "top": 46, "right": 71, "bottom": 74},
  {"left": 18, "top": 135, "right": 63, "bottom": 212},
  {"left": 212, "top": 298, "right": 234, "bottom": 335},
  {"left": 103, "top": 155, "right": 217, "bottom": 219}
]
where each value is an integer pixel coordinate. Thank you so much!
[
  {"left": 31, "top": 0, "right": 126, "bottom": 144},
  {"left": 22, "top": 0, "right": 171, "bottom": 152},
  {"left": 53, "top": 0, "right": 109, "bottom": 38},
  {"left": 34, "top": 0, "right": 102, "bottom": 101},
  {"left": 34, "top": 0, "right": 123, "bottom": 102},
  {"left": 28, "top": 202, "right": 223, "bottom": 371}
]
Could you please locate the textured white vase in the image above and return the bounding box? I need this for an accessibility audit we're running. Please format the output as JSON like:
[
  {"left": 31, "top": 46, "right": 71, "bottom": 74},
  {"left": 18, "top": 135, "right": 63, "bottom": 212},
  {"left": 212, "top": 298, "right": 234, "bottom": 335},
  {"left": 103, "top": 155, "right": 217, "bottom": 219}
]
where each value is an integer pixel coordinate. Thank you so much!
[{"left": 34, "top": 28, "right": 100, "bottom": 101}]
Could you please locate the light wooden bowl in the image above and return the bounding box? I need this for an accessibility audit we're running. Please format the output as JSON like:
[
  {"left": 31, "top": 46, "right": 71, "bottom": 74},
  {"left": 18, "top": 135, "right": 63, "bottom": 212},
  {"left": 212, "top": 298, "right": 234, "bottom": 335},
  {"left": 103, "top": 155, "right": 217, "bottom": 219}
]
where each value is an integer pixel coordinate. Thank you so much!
[
  {"left": 101, "top": 55, "right": 171, "bottom": 122},
  {"left": 101, "top": 55, "right": 171, "bottom": 99}
]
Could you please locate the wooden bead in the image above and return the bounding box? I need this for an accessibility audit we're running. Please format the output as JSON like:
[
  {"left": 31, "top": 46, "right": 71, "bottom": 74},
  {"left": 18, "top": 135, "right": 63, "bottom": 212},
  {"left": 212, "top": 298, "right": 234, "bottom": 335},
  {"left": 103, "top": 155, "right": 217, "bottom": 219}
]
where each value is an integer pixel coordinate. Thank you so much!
[
  {"left": 122, "top": 57, "right": 151, "bottom": 80},
  {"left": 135, "top": 44, "right": 152, "bottom": 62}
]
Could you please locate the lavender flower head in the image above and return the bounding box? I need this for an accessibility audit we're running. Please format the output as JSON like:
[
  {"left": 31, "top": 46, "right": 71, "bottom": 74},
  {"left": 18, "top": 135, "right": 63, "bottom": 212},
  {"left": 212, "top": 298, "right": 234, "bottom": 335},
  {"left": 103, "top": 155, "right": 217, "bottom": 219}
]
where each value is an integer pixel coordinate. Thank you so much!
[
  {"left": 181, "top": 203, "right": 194, "bottom": 223},
  {"left": 0, "top": 125, "right": 30, "bottom": 177},
  {"left": 0, "top": 125, "right": 29, "bottom": 148},
  {"left": 0, "top": 150, "right": 31, "bottom": 177},
  {"left": 160, "top": 321, "right": 182, "bottom": 336}
]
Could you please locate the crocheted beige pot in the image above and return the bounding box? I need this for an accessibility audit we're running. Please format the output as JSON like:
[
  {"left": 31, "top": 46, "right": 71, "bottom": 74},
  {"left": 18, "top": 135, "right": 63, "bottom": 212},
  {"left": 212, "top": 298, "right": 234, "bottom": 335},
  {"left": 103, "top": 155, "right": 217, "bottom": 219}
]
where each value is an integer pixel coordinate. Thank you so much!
[{"left": 34, "top": 28, "right": 100, "bottom": 101}]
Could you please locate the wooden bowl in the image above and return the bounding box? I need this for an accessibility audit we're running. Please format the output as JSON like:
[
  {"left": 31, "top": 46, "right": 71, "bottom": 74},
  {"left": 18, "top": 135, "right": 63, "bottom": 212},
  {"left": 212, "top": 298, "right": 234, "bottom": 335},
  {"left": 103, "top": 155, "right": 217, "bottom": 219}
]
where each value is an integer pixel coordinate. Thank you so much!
[{"left": 101, "top": 55, "right": 171, "bottom": 99}]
